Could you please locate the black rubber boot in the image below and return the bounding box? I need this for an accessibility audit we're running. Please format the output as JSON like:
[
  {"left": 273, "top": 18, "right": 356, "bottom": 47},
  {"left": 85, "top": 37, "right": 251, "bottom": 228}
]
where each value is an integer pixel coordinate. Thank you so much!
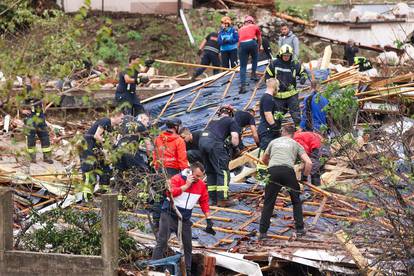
[
  {"left": 43, "top": 152, "right": 53, "bottom": 164},
  {"left": 29, "top": 153, "right": 37, "bottom": 163},
  {"left": 239, "top": 85, "right": 247, "bottom": 94}
]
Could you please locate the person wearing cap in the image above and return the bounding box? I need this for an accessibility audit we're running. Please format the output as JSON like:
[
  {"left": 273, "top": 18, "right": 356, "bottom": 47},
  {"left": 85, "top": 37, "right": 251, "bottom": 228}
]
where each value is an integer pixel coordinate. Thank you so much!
[
  {"left": 192, "top": 32, "right": 221, "bottom": 80},
  {"left": 115, "top": 54, "right": 154, "bottom": 116},
  {"left": 278, "top": 23, "right": 300, "bottom": 60},
  {"left": 265, "top": 44, "right": 308, "bottom": 126},
  {"left": 153, "top": 117, "right": 189, "bottom": 177},
  {"left": 79, "top": 111, "right": 125, "bottom": 199},
  {"left": 259, "top": 125, "right": 312, "bottom": 240},
  {"left": 199, "top": 105, "right": 239, "bottom": 207},
  {"left": 238, "top": 15, "right": 262, "bottom": 94},
  {"left": 218, "top": 16, "right": 239, "bottom": 69}
]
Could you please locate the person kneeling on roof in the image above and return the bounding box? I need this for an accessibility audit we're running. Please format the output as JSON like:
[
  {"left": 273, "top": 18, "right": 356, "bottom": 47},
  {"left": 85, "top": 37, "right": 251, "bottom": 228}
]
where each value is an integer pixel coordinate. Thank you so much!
[
  {"left": 179, "top": 127, "right": 203, "bottom": 164},
  {"left": 152, "top": 162, "right": 215, "bottom": 276}
]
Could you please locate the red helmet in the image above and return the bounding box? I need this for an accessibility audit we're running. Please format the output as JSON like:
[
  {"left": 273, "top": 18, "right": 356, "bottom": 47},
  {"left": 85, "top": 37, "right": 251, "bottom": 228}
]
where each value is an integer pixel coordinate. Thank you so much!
[
  {"left": 244, "top": 15, "right": 255, "bottom": 24},
  {"left": 218, "top": 104, "right": 235, "bottom": 117}
]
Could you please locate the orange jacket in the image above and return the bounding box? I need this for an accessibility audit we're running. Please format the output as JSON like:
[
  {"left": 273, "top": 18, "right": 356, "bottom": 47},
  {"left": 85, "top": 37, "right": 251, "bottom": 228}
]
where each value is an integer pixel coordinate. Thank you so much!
[{"left": 153, "top": 131, "right": 188, "bottom": 171}]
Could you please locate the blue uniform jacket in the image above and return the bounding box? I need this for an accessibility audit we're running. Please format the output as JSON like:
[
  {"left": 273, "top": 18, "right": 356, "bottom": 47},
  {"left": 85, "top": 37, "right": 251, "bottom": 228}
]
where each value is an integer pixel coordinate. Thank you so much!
[
  {"left": 218, "top": 27, "right": 239, "bottom": 52},
  {"left": 300, "top": 91, "right": 329, "bottom": 132}
]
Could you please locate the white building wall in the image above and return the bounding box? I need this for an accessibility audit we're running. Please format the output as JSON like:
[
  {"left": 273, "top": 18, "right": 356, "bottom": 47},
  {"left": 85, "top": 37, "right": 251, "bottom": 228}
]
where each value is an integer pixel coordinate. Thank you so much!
[{"left": 62, "top": 0, "right": 193, "bottom": 14}]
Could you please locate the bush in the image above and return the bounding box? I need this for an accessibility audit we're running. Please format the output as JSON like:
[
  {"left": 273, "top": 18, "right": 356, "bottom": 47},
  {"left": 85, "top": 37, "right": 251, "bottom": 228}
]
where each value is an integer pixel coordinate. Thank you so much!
[{"left": 127, "top": 30, "right": 142, "bottom": 42}]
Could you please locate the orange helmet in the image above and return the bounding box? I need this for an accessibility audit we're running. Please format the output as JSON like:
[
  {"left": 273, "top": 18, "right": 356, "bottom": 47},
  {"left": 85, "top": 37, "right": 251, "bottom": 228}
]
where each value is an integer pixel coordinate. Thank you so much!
[{"left": 221, "top": 16, "right": 232, "bottom": 25}]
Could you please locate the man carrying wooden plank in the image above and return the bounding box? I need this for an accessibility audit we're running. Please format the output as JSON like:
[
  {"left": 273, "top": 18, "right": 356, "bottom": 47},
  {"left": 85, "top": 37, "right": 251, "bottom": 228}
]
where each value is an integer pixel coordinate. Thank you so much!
[
  {"left": 259, "top": 125, "right": 312, "bottom": 239},
  {"left": 192, "top": 32, "right": 221, "bottom": 80}
]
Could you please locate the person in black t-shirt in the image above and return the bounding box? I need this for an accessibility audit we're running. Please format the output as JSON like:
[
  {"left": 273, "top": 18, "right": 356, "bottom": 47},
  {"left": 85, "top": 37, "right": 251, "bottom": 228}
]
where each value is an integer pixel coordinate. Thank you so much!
[
  {"left": 179, "top": 127, "right": 203, "bottom": 164},
  {"left": 115, "top": 54, "right": 154, "bottom": 116},
  {"left": 192, "top": 32, "right": 221, "bottom": 80},
  {"left": 234, "top": 109, "right": 260, "bottom": 148},
  {"left": 258, "top": 78, "right": 281, "bottom": 151},
  {"left": 199, "top": 105, "right": 239, "bottom": 207},
  {"left": 79, "top": 111, "right": 124, "bottom": 199}
]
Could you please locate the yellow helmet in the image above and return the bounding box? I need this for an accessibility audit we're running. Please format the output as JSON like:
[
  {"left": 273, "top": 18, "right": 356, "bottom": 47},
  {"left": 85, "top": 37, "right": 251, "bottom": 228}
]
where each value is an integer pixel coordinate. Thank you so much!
[{"left": 278, "top": 44, "right": 293, "bottom": 56}]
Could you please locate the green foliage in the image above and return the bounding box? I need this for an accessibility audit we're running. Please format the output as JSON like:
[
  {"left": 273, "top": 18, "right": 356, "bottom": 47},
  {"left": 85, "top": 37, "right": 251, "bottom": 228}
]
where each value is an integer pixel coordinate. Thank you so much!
[
  {"left": 96, "top": 25, "right": 127, "bottom": 64},
  {"left": 394, "top": 39, "right": 404, "bottom": 49},
  {"left": 322, "top": 82, "right": 358, "bottom": 129},
  {"left": 283, "top": 6, "right": 308, "bottom": 20},
  {"left": 21, "top": 208, "right": 140, "bottom": 258},
  {"left": 127, "top": 30, "right": 142, "bottom": 42},
  {"left": 0, "top": 0, "right": 36, "bottom": 34}
]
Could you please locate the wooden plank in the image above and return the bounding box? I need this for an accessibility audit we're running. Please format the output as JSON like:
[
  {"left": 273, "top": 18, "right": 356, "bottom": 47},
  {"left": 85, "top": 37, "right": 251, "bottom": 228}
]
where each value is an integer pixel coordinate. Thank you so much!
[
  {"left": 229, "top": 148, "right": 260, "bottom": 170},
  {"left": 320, "top": 45, "right": 332, "bottom": 70},
  {"left": 312, "top": 196, "right": 328, "bottom": 225},
  {"left": 335, "top": 231, "right": 381, "bottom": 276},
  {"left": 232, "top": 167, "right": 256, "bottom": 183}
]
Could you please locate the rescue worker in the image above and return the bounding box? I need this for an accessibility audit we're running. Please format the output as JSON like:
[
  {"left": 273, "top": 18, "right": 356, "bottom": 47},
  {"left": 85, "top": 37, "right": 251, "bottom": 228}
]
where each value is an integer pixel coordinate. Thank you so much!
[
  {"left": 179, "top": 127, "right": 203, "bottom": 164},
  {"left": 238, "top": 15, "right": 262, "bottom": 94},
  {"left": 259, "top": 125, "right": 312, "bottom": 239},
  {"left": 344, "top": 39, "right": 359, "bottom": 66},
  {"left": 218, "top": 16, "right": 239, "bottom": 68},
  {"left": 114, "top": 113, "right": 151, "bottom": 173},
  {"left": 115, "top": 54, "right": 154, "bottom": 116},
  {"left": 21, "top": 76, "right": 53, "bottom": 164},
  {"left": 299, "top": 81, "right": 329, "bottom": 132},
  {"left": 192, "top": 32, "right": 221, "bottom": 79},
  {"left": 153, "top": 118, "right": 189, "bottom": 177},
  {"left": 234, "top": 109, "right": 260, "bottom": 148},
  {"left": 199, "top": 105, "right": 239, "bottom": 207},
  {"left": 79, "top": 111, "right": 124, "bottom": 198},
  {"left": 278, "top": 23, "right": 300, "bottom": 60},
  {"left": 152, "top": 162, "right": 215, "bottom": 276},
  {"left": 258, "top": 78, "right": 281, "bottom": 151},
  {"left": 294, "top": 130, "right": 323, "bottom": 190},
  {"left": 354, "top": 56, "right": 373, "bottom": 72},
  {"left": 265, "top": 44, "right": 308, "bottom": 126},
  {"left": 260, "top": 36, "right": 273, "bottom": 62}
]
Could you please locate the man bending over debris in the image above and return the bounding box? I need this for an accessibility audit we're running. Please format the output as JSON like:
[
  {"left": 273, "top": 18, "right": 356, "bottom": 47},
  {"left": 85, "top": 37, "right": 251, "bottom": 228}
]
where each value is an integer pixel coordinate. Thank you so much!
[
  {"left": 235, "top": 108, "right": 260, "bottom": 149},
  {"left": 179, "top": 127, "right": 203, "bottom": 164},
  {"left": 259, "top": 125, "right": 312, "bottom": 239},
  {"left": 199, "top": 105, "right": 239, "bottom": 207},
  {"left": 115, "top": 54, "right": 154, "bottom": 116},
  {"left": 152, "top": 162, "right": 214, "bottom": 276},
  {"left": 21, "top": 76, "right": 53, "bottom": 164},
  {"left": 79, "top": 111, "right": 124, "bottom": 199},
  {"left": 299, "top": 80, "right": 329, "bottom": 133}
]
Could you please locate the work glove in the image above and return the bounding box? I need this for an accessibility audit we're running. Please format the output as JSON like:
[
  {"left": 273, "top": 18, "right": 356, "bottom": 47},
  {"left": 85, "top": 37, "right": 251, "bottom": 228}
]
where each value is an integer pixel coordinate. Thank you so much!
[
  {"left": 197, "top": 49, "right": 203, "bottom": 56},
  {"left": 222, "top": 38, "right": 229, "bottom": 44},
  {"left": 144, "top": 59, "right": 155, "bottom": 67},
  {"left": 300, "top": 76, "right": 307, "bottom": 85},
  {"left": 205, "top": 219, "right": 216, "bottom": 235}
]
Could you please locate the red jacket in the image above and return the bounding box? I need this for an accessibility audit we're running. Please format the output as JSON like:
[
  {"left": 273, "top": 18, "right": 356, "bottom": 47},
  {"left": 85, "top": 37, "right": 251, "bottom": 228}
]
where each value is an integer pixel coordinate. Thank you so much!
[
  {"left": 293, "top": 131, "right": 321, "bottom": 155},
  {"left": 162, "top": 173, "right": 210, "bottom": 220},
  {"left": 238, "top": 24, "right": 261, "bottom": 42},
  {"left": 153, "top": 131, "right": 188, "bottom": 171}
]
